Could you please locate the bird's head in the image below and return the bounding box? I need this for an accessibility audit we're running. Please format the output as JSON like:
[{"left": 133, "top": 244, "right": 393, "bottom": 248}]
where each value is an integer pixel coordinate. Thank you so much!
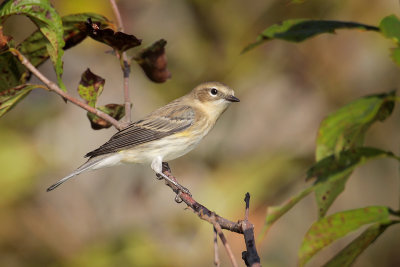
[{"left": 191, "top": 82, "right": 239, "bottom": 119}]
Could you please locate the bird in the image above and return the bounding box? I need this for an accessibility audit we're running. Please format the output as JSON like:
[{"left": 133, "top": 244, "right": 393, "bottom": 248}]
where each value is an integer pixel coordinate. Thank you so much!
[{"left": 46, "top": 81, "right": 239, "bottom": 192}]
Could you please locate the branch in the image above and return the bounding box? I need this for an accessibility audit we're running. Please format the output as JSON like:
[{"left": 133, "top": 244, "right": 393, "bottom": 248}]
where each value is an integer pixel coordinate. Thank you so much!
[
  {"left": 109, "top": 0, "right": 132, "bottom": 125},
  {"left": 241, "top": 193, "right": 261, "bottom": 267},
  {"left": 212, "top": 219, "right": 238, "bottom": 267},
  {"left": 160, "top": 163, "right": 244, "bottom": 233},
  {"left": 10, "top": 48, "right": 123, "bottom": 130},
  {"left": 213, "top": 227, "right": 220, "bottom": 267},
  {"left": 160, "top": 163, "right": 262, "bottom": 266}
]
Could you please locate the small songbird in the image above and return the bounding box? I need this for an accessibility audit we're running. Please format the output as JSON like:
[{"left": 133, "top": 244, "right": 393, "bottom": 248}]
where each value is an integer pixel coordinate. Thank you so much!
[{"left": 47, "top": 82, "right": 239, "bottom": 192}]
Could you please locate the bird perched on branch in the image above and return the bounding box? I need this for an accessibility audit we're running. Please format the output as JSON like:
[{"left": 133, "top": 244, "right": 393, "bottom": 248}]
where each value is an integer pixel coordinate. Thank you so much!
[{"left": 47, "top": 81, "right": 239, "bottom": 193}]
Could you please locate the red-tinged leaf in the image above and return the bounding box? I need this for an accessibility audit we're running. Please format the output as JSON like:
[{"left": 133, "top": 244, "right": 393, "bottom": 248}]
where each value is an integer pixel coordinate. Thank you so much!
[
  {"left": 84, "top": 18, "right": 141, "bottom": 52},
  {"left": 62, "top": 13, "right": 112, "bottom": 50},
  {"left": 134, "top": 39, "right": 171, "bottom": 83},
  {"left": 87, "top": 104, "right": 125, "bottom": 130},
  {"left": 0, "top": 43, "right": 30, "bottom": 90},
  {"left": 0, "top": 0, "right": 66, "bottom": 90},
  {"left": 17, "top": 13, "right": 111, "bottom": 69},
  {"left": 78, "top": 68, "right": 105, "bottom": 107},
  {"left": 0, "top": 84, "right": 45, "bottom": 117}
]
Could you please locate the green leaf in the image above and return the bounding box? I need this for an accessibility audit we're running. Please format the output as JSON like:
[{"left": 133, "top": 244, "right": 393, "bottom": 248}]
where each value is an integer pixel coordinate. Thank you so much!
[
  {"left": 0, "top": 0, "right": 65, "bottom": 90},
  {"left": 87, "top": 104, "right": 125, "bottom": 130},
  {"left": 298, "top": 206, "right": 391, "bottom": 266},
  {"left": 314, "top": 92, "right": 396, "bottom": 217},
  {"left": 317, "top": 91, "right": 395, "bottom": 160},
  {"left": 307, "top": 147, "right": 399, "bottom": 217},
  {"left": 242, "top": 19, "right": 379, "bottom": 53},
  {"left": 379, "top": 15, "right": 400, "bottom": 44},
  {"left": 0, "top": 45, "right": 29, "bottom": 90},
  {"left": 78, "top": 68, "right": 105, "bottom": 107},
  {"left": 0, "top": 84, "right": 44, "bottom": 117},
  {"left": 323, "top": 221, "right": 398, "bottom": 267},
  {"left": 391, "top": 47, "right": 400, "bottom": 67},
  {"left": 18, "top": 13, "right": 110, "bottom": 68},
  {"left": 307, "top": 147, "right": 399, "bottom": 182}
]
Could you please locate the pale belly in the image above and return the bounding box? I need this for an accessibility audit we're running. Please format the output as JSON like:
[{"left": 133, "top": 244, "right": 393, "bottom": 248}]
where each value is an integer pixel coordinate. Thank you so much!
[{"left": 118, "top": 133, "right": 205, "bottom": 164}]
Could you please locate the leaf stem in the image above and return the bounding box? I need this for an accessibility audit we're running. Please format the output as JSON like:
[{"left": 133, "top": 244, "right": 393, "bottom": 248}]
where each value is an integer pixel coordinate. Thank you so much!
[
  {"left": 10, "top": 48, "right": 123, "bottom": 130},
  {"left": 109, "top": 0, "right": 132, "bottom": 125}
]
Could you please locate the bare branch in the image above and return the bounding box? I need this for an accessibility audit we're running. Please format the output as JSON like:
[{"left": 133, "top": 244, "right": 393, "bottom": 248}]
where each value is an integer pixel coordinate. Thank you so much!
[
  {"left": 213, "top": 220, "right": 238, "bottom": 267},
  {"left": 109, "top": 0, "right": 125, "bottom": 31},
  {"left": 213, "top": 227, "right": 220, "bottom": 267},
  {"left": 244, "top": 192, "right": 250, "bottom": 221},
  {"left": 160, "top": 163, "right": 244, "bottom": 233},
  {"left": 109, "top": 0, "right": 132, "bottom": 124},
  {"left": 242, "top": 193, "right": 261, "bottom": 267},
  {"left": 10, "top": 48, "right": 123, "bottom": 130}
]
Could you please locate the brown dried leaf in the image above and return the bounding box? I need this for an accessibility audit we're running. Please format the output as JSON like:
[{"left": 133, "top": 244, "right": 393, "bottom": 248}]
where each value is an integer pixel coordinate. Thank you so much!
[
  {"left": 84, "top": 18, "right": 141, "bottom": 52},
  {"left": 134, "top": 39, "right": 171, "bottom": 83}
]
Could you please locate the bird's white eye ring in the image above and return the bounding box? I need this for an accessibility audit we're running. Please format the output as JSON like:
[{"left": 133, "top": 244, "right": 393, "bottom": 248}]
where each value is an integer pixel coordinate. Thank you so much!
[{"left": 210, "top": 88, "right": 218, "bottom": 96}]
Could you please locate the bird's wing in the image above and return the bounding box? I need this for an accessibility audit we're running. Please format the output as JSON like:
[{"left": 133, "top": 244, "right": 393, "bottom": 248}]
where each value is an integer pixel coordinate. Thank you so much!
[{"left": 85, "top": 105, "right": 195, "bottom": 158}]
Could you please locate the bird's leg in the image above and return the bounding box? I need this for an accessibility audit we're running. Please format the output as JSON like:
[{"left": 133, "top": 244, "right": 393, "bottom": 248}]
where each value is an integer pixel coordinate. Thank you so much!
[{"left": 151, "top": 158, "right": 192, "bottom": 198}]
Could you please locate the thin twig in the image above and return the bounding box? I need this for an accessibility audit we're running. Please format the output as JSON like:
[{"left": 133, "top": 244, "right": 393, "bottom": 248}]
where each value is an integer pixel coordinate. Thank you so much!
[
  {"left": 10, "top": 48, "right": 123, "bottom": 130},
  {"left": 213, "top": 220, "right": 238, "bottom": 267},
  {"left": 213, "top": 226, "right": 220, "bottom": 267},
  {"left": 109, "top": 0, "right": 132, "bottom": 124},
  {"left": 109, "top": 0, "right": 125, "bottom": 31},
  {"left": 244, "top": 192, "right": 250, "bottom": 221}
]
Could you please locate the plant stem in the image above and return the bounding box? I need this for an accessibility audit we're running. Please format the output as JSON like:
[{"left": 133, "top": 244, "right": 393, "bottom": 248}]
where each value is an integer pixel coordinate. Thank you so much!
[
  {"left": 10, "top": 48, "right": 123, "bottom": 130},
  {"left": 109, "top": 0, "right": 132, "bottom": 125}
]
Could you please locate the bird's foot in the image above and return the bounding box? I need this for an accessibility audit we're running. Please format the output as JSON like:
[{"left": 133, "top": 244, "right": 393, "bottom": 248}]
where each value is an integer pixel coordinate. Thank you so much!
[{"left": 156, "top": 171, "right": 192, "bottom": 198}]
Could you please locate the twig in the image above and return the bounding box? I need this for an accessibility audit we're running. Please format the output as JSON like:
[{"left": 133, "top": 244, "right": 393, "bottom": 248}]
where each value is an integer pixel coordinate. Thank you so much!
[
  {"left": 160, "top": 163, "right": 263, "bottom": 266},
  {"left": 161, "top": 163, "right": 244, "bottom": 233},
  {"left": 213, "top": 227, "right": 220, "bottom": 267},
  {"left": 109, "top": 0, "right": 132, "bottom": 124},
  {"left": 10, "top": 48, "right": 123, "bottom": 130},
  {"left": 213, "top": 219, "right": 238, "bottom": 267},
  {"left": 242, "top": 193, "right": 261, "bottom": 267},
  {"left": 109, "top": 0, "right": 125, "bottom": 31},
  {"left": 244, "top": 192, "right": 250, "bottom": 221}
]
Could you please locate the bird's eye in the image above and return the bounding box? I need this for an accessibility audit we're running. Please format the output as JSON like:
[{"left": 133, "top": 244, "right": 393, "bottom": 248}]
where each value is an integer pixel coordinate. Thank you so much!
[{"left": 210, "top": 88, "right": 218, "bottom": 96}]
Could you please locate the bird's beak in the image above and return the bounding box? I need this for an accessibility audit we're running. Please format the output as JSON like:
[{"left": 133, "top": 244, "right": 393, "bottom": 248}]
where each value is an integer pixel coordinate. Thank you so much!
[{"left": 225, "top": 95, "right": 240, "bottom": 102}]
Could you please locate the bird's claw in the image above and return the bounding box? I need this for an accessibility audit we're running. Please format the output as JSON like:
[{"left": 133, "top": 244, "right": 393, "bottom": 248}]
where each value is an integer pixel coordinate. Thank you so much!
[
  {"left": 174, "top": 194, "right": 183, "bottom": 203},
  {"left": 155, "top": 173, "right": 163, "bottom": 180}
]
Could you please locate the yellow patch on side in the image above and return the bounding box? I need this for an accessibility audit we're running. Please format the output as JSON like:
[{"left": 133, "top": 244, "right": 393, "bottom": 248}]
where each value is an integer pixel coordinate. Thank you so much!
[{"left": 174, "top": 130, "right": 192, "bottom": 137}]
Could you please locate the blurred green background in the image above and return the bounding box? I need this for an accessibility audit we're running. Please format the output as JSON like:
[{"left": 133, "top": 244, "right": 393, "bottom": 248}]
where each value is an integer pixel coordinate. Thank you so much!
[{"left": 1, "top": 0, "right": 400, "bottom": 266}]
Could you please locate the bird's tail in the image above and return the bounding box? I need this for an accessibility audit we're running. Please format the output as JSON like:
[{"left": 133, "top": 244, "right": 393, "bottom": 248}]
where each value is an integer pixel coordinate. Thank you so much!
[{"left": 46, "top": 156, "right": 113, "bottom": 192}]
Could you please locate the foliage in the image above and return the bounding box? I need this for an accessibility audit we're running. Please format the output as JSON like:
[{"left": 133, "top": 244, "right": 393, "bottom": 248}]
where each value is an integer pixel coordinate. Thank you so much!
[
  {"left": 249, "top": 11, "right": 400, "bottom": 267},
  {"left": 0, "top": 0, "right": 170, "bottom": 128}
]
